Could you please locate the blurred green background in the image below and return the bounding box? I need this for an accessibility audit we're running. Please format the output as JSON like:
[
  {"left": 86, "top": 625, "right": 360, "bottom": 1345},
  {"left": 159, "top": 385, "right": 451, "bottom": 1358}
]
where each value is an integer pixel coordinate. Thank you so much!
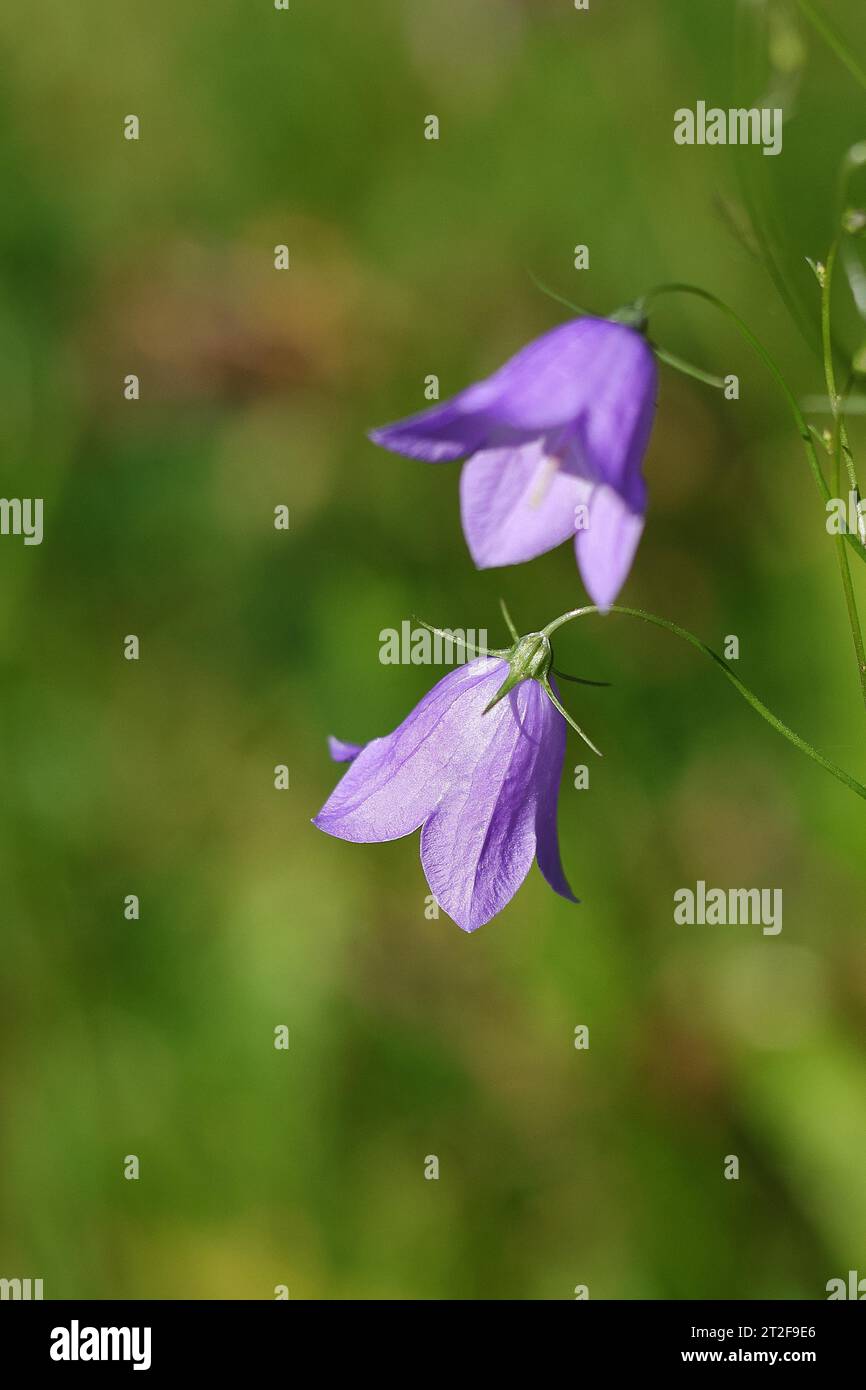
[{"left": 1, "top": 0, "right": 865, "bottom": 1300}]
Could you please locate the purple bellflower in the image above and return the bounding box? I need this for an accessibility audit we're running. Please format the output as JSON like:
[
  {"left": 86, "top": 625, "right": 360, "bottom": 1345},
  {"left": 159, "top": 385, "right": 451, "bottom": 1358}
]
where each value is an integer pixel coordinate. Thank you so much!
[
  {"left": 313, "top": 624, "right": 595, "bottom": 933},
  {"left": 369, "top": 317, "right": 658, "bottom": 611}
]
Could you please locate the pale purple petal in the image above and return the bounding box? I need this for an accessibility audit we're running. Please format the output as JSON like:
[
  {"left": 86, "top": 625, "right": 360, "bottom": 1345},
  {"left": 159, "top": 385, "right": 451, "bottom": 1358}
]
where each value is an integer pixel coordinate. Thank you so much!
[
  {"left": 460, "top": 318, "right": 654, "bottom": 434},
  {"left": 420, "top": 679, "right": 548, "bottom": 932},
  {"left": 313, "top": 658, "right": 507, "bottom": 842},
  {"left": 575, "top": 337, "right": 657, "bottom": 497},
  {"left": 576, "top": 484, "right": 645, "bottom": 612},
  {"left": 368, "top": 397, "right": 503, "bottom": 463},
  {"left": 460, "top": 437, "right": 593, "bottom": 569},
  {"left": 369, "top": 318, "right": 655, "bottom": 459},
  {"left": 533, "top": 683, "right": 578, "bottom": 903},
  {"left": 328, "top": 736, "right": 364, "bottom": 763}
]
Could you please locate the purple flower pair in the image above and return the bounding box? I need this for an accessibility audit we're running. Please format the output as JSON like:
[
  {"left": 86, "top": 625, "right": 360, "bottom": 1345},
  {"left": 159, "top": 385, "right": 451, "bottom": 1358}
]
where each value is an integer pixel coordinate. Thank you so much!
[{"left": 315, "top": 312, "right": 659, "bottom": 931}]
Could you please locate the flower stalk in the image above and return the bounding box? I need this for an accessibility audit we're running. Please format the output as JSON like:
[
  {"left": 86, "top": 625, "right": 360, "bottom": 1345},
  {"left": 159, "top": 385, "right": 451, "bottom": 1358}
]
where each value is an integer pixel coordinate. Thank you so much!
[
  {"left": 540, "top": 604, "right": 866, "bottom": 804},
  {"left": 820, "top": 238, "right": 866, "bottom": 711}
]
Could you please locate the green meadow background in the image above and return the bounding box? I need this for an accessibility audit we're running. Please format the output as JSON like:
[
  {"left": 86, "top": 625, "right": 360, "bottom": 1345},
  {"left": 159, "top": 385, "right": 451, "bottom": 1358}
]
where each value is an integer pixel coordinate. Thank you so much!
[{"left": 1, "top": 0, "right": 865, "bottom": 1299}]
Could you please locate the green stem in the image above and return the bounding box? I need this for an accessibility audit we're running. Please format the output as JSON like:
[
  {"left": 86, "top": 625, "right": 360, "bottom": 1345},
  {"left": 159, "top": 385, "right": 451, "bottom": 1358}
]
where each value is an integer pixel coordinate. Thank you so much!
[
  {"left": 498, "top": 596, "right": 520, "bottom": 643},
  {"left": 553, "top": 669, "right": 611, "bottom": 688},
  {"left": 526, "top": 271, "right": 588, "bottom": 317},
  {"left": 821, "top": 245, "right": 863, "bottom": 505},
  {"left": 820, "top": 243, "right": 866, "bottom": 710},
  {"left": 528, "top": 272, "right": 728, "bottom": 391},
  {"left": 794, "top": 0, "right": 866, "bottom": 93},
  {"left": 541, "top": 604, "right": 866, "bottom": 803},
  {"left": 641, "top": 281, "right": 866, "bottom": 568},
  {"left": 733, "top": 0, "right": 825, "bottom": 359},
  {"left": 652, "top": 346, "right": 726, "bottom": 390},
  {"left": 539, "top": 675, "right": 603, "bottom": 757},
  {"left": 412, "top": 616, "right": 505, "bottom": 660}
]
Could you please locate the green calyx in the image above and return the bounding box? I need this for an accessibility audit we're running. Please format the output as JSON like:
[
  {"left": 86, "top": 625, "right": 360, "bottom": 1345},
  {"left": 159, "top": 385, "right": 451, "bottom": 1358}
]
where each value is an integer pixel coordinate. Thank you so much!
[
  {"left": 512, "top": 631, "right": 553, "bottom": 680},
  {"left": 608, "top": 300, "right": 649, "bottom": 333},
  {"left": 481, "top": 601, "right": 605, "bottom": 757},
  {"left": 412, "top": 603, "right": 606, "bottom": 758},
  {"left": 482, "top": 631, "right": 552, "bottom": 714}
]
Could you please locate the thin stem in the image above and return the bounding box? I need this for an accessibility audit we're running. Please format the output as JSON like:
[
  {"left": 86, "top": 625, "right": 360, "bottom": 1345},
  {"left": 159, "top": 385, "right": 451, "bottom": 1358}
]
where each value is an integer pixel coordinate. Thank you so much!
[
  {"left": 733, "top": 0, "right": 823, "bottom": 359},
  {"left": 830, "top": 428, "right": 866, "bottom": 706},
  {"left": 527, "top": 271, "right": 588, "bottom": 317},
  {"left": 642, "top": 281, "right": 866, "bottom": 568},
  {"left": 553, "top": 668, "right": 611, "bottom": 688},
  {"left": 529, "top": 270, "right": 728, "bottom": 392},
  {"left": 498, "top": 597, "right": 519, "bottom": 643},
  {"left": 540, "top": 676, "right": 603, "bottom": 758},
  {"left": 802, "top": 396, "right": 866, "bottom": 416},
  {"left": 820, "top": 243, "right": 866, "bottom": 710},
  {"left": 821, "top": 245, "right": 863, "bottom": 508},
  {"left": 412, "top": 616, "right": 505, "bottom": 660},
  {"left": 653, "top": 346, "right": 727, "bottom": 390},
  {"left": 542, "top": 604, "right": 866, "bottom": 803},
  {"left": 793, "top": 0, "right": 866, "bottom": 93},
  {"left": 840, "top": 422, "right": 865, "bottom": 538}
]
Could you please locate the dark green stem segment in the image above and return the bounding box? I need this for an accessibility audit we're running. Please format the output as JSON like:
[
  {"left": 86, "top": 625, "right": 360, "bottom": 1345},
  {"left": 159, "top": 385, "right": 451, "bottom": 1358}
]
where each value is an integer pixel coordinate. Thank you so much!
[
  {"left": 640, "top": 281, "right": 866, "bottom": 570},
  {"left": 820, "top": 241, "right": 866, "bottom": 711},
  {"left": 542, "top": 605, "right": 866, "bottom": 803}
]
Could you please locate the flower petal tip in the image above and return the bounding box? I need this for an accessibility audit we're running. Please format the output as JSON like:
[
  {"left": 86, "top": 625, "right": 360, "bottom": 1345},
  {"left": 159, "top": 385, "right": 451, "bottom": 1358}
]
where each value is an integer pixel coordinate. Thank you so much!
[{"left": 327, "top": 735, "right": 363, "bottom": 763}]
